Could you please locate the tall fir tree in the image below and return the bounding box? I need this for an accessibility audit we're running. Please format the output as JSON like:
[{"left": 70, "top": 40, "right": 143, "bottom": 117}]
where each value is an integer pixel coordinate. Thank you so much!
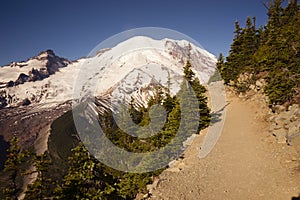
[
  {"left": 2, "top": 136, "right": 28, "bottom": 200},
  {"left": 54, "top": 143, "right": 108, "bottom": 200},
  {"left": 24, "top": 153, "right": 52, "bottom": 200},
  {"left": 181, "top": 58, "right": 211, "bottom": 134}
]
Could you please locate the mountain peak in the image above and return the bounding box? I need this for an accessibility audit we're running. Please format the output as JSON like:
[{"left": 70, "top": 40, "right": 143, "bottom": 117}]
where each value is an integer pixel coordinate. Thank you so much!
[
  {"left": 43, "top": 49, "right": 55, "bottom": 55},
  {"left": 36, "top": 49, "right": 56, "bottom": 60}
]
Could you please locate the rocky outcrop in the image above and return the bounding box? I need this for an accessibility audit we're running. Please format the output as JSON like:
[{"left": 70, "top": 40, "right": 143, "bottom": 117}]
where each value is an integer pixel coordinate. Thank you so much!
[
  {"left": 269, "top": 104, "right": 300, "bottom": 148},
  {"left": 0, "top": 90, "right": 8, "bottom": 108},
  {"left": 21, "top": 98, "right": 31, "bottom": 106},
  {"left": 15, "top": 73, "right": 30, "bottom": 85}
]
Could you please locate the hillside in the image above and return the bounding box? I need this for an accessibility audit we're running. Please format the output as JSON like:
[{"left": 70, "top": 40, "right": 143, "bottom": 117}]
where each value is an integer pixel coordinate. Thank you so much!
[{"left": 217, "top": 0, "right": 299, "bottom": 106}]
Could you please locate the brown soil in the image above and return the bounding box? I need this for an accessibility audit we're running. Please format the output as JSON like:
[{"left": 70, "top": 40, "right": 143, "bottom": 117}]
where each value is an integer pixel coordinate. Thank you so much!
[{"left": 145, "top": 90, "right": 300, "bottom": 200}]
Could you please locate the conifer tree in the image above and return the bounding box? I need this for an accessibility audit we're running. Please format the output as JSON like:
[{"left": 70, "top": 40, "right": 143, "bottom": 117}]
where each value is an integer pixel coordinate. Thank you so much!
[
  {"left": 181, "top": 59, "right": 211, "bottom": 134},
  {"left": 54, "top": 143, "right": 107, "bottom": 200},
  {"left": 220, "top": 20, "right": 244, "bottom": 84},
  {"left": 191, "top": 77, "right": 211, "bottom": 131},
  {"left": 24, "top": 153, "right": 52, "bottom": 200},
  {"left": 2, "top": 136, "right": 27, "bottom": 200},
  {"left": 219, "top": 0, "right": 300, "bottom": 105},
  {"left": 242, "top": 17, "right": 257, "bottom": 62},
  {"left": 216, "top": 53, "right": 224, "bottom": 71},
  {"left": 183, "top": 60, "right": 195, "bottom": 82}
]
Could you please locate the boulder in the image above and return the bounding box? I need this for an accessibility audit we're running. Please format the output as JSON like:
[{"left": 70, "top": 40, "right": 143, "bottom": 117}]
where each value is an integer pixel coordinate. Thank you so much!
[
  {"left": 272, "top": 105, "right": 286, "bottom": 114},
  {"left": 272, "top": 129, "right": 287, "bottom": 144},
  {"left": 146, "top": 178, "right": 160, "bottom": 195},
  {"left": 287, "top": 134, "right": 300, "bottom": 153},
  {"left": 269, "top": 115, "right": 276, "bottom": 123},
  {"left": 287, "top": 121, "right": 300, "bottom": 137},
  {"left": 288, "top": 104, "right": 300, "bottom": 118},
  {"left": 274, "top": 116, "right": 287, "bottom": 127},
  {"left": 21, "top": 98, "right": 31, "bottom": 106},
  {"left": 286, "top": 119, "right": 300, "bottom": 129},
  {"left": 288, "top": 104, "right": 299, "bottom": 112},
  {"left": 255, "top": 80, "right": 264, "bottom": 90},
  {"left": 249, "top": 84, "right": 256, "bottom": 90},
  {"left": 275, "top": 110, "right": 297, "bottom": 126},
  {"left": 269, "top": 123, "right": 281, "bottom": 131}
]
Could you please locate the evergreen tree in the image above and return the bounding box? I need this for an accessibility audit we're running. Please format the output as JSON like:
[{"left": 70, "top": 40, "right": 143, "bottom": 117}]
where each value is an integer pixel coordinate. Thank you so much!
[
  {"left": 2, "top": 136, "right": 28, "bottom": 200},
  {"left": 116, "top": 173, "right": 151, "bottom": 199},
  {"left": 283, "top": 0, "right": 298, "bottom": 20},
  {"left": 24, "top": 153, "right": 52, "bottom": 200},
  {"left": 241, "top": 17, "right": 257, "bottom": 67},
  {"left": 183, "top": 60, "right": 195, "bottom": 82},
  {"left": 216, "top": 53, "right": 224, "bottom": 71},
  {"left": 54, "top": 144, "right": 108, "bottom": 200},
  {"left": 219, "top": 0, "right": 300, "bottom": 105},
  {"left": 181, "top": 60, "right": 211, "bottom": 134},
  {"left": 266, "top": 0, "right": 284, "bottom": 29},
  {"left": 209, "top": 53, "right": 223, "bottom": 84},
  {"left": 191, "top": 77, "right": 211, "bottom": 131},
  {"left": 220, "top": 20, "right": 244, "bottom": 84},
  {"left": 163, "top": 92, "right": 176, "bottom": 114}
]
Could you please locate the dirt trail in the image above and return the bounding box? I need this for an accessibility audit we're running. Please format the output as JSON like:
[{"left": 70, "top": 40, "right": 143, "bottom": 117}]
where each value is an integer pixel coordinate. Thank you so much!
[{"left": 147, "top": 89, "right": 300, "bottom": 200}]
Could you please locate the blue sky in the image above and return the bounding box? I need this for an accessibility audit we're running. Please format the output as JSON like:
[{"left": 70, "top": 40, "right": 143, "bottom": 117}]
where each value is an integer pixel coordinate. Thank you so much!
[{"left": 0, "top": 0, "right": 269, "bottom": 66}]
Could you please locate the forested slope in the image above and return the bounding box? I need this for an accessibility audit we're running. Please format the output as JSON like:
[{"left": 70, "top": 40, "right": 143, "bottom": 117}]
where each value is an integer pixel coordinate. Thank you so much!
[{"left": 217, "top": 0, "right": 300, "bottom": 106}]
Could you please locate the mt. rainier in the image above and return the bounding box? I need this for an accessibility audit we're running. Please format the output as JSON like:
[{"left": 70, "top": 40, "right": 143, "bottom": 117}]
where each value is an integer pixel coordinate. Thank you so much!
[{"left": 0, "top": 36, "right": 216, "bottom": 109}]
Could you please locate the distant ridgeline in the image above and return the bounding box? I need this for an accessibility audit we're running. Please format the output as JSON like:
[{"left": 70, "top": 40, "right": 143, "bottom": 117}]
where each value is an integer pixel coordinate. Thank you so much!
[{"left": 217, "top": 0, "right": 300, "bottom": 106}]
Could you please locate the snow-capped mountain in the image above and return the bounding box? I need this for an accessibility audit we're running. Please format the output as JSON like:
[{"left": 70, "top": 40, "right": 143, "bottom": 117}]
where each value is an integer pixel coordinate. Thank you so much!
[
  {"left": 0, "top": 36, "right": 217, "bottom": 109},
  {"left": 0, "top": 50, "right": 70, "bottom": 86}
]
